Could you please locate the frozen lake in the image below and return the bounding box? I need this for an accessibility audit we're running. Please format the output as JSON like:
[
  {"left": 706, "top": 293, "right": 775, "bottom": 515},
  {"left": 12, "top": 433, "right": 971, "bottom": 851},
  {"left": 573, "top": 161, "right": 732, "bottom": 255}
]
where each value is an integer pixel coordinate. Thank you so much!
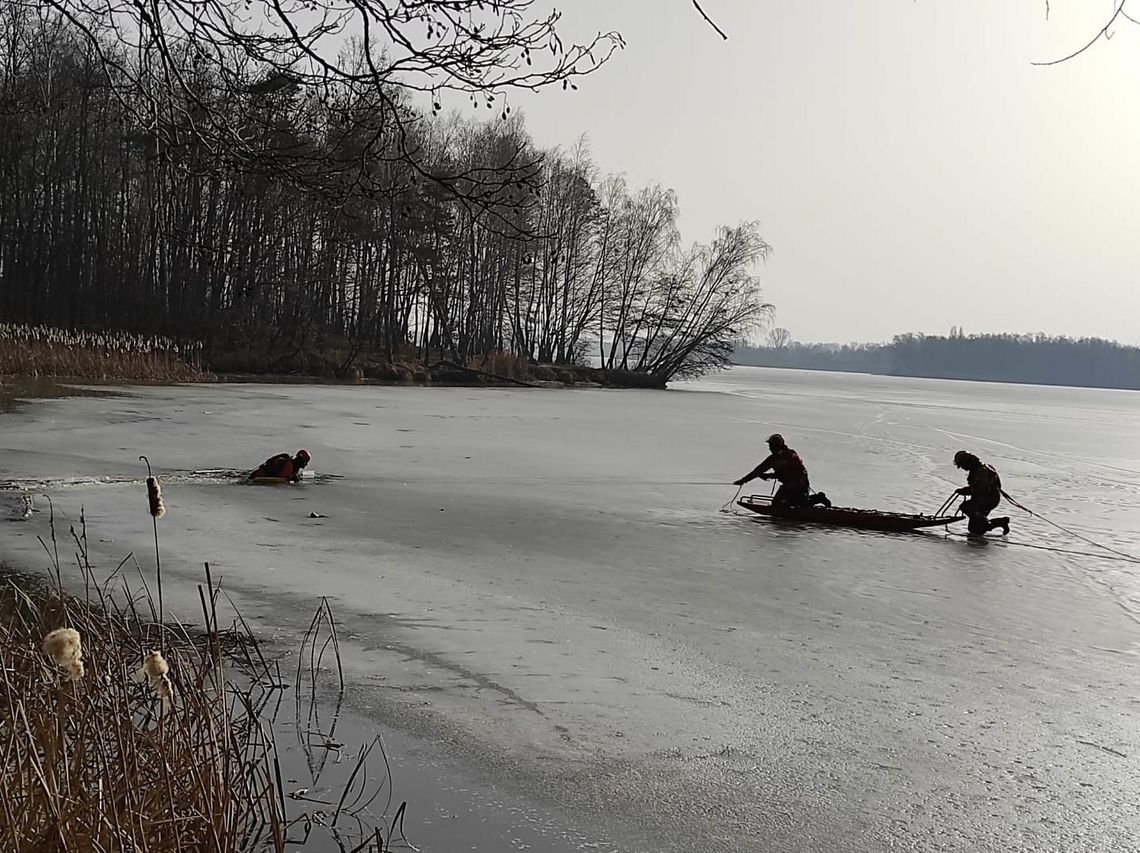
[{"left": 2, "top": 366, "right": 1139, "bottom": 851}]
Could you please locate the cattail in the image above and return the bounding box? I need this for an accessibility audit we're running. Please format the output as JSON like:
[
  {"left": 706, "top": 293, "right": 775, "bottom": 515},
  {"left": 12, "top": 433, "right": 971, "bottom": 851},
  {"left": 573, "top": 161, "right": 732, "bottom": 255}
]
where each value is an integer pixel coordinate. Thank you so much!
[
  {"left": 146, "top": 476, "right": 166, "bottom": 518},
  {"left": 133, "top": 650, "right": 174, "bottom": 705},
  {"left": 43, "top": 627, "right": 84, "bottom": 681}
]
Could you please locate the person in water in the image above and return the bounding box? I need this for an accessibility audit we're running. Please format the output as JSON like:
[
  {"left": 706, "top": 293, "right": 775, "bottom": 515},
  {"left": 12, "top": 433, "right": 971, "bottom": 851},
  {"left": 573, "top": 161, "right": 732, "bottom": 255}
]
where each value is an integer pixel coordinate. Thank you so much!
[
  {"left": 733, "top": 434, "right": 831, "bottom": 508},
  {"left": 249, "top": 449, "right": 311, "bottom": 483},
  {"left": 953, "top": 450, "right": 1010, "bottom": 536}
]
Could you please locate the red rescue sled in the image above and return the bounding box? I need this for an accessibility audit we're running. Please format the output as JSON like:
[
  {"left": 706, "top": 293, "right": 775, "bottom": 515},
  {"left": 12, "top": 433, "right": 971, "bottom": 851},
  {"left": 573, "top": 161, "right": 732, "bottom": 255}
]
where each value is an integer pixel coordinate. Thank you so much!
[{"left": 738, "top": 494, "right": 963, "bottom": 533}]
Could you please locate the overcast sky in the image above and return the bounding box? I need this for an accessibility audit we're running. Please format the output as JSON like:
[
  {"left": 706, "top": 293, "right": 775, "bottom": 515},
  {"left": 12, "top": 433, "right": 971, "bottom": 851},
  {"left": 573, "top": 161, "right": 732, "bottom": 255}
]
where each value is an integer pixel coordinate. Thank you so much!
[{"left": 497, "top": 1, "right": 1140, "bottom": 344}]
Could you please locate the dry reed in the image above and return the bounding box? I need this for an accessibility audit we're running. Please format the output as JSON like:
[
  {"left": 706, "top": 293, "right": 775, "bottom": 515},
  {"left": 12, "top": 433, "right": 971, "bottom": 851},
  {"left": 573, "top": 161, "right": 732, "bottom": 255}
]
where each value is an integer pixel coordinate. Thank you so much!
[
  {"left": 466, "top": 350, "right": 531, "bottom": 381},
  {"left": 1, "top": 574, "right": 286, "bottom": 850},
  {"left": 0, "top": 323, "right": 203, "bottom": 381},
  {"left": 0, "top": 496, "right": 406, "bottom": 851}
]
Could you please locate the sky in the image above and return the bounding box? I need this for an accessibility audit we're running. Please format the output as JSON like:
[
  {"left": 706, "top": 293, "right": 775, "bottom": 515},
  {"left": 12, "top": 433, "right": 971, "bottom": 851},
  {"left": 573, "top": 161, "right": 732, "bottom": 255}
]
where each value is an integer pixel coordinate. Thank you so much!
[{"left": 485, "top": 1, "right": 1140, "bottom": 345}]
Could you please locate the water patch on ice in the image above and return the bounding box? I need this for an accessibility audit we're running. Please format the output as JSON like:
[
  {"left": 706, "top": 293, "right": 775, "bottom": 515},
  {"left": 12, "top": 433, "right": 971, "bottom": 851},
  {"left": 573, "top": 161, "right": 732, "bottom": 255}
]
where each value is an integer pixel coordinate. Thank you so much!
[{"left": 0, "top": 469, "right": 342, "bottom": 492}]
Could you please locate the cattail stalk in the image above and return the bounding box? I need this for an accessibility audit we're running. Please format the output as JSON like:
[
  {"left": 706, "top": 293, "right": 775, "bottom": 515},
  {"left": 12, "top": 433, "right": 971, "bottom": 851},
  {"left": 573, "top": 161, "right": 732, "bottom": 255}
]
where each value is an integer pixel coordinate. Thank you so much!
[
  {"left": 134, "top": 650, "right": 174, "bottom": 709},
  {"left": 146, "top": 477, "right": 166, "bottom": 519},
  {"left": 43, "top": 627, "right": 84, "bottom": 681},
  {"left": 140, "top": 456, "right": 165, "bottom": 651}
]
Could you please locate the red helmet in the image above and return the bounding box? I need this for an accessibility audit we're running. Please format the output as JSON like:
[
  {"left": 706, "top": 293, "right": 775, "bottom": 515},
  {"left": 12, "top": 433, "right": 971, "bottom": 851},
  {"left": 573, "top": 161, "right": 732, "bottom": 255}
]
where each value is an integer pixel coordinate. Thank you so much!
[
  {"left": 766, "top": 433, "right": 786, "bottom": 448},
  {"left": 295, "top": 449, "right": 311, "bottom": 464},
  {"left": 953, "top": 450, "right": 975, "bottom": 468}
]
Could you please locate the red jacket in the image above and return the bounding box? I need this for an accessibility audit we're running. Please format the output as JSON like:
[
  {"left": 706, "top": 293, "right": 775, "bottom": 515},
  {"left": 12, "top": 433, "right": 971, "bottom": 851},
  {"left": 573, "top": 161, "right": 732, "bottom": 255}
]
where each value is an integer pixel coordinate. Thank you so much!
[
  {"left": 744, "top": 447, "right": 810, "bottom": 489},
  {"left": 250, "top": 453, "right": 301, "bottom": 482},
  {"left": 965, "top": 464, "right": 1002, "bottom": 503}
]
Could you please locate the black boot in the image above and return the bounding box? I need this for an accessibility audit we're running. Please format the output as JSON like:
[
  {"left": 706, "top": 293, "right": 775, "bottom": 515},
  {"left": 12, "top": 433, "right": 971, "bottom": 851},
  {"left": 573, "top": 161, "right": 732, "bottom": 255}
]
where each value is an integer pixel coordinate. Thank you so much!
[
  {"left": 967, "top": 516, "right": 989, "bottom": 536},
  {"left": 989, "top": 517, "right": 1010, "bottom": 536}
]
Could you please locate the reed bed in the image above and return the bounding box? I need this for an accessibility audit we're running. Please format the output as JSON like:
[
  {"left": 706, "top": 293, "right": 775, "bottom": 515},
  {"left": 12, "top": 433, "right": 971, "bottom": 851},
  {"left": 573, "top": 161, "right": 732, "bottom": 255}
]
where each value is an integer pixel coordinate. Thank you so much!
[
  {"left": 466, "top": 350, "right": 531, "bottom": 382},
  {"left": 0, "top": 478, "right": 405, "bottom": 851},
  {"left": 0, "top": 323, "right": 203, "bottom": 381}
]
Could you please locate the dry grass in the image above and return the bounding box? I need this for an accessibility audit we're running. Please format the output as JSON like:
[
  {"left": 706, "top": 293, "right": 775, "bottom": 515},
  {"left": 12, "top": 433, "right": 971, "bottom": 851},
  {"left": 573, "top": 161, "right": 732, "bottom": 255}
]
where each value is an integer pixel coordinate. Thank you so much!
[
  {"left": 0, "top": 485, "right": 407, "bottom": 851},
  {"left": 0, "top": 579, "right": 284, "bottom": 850},
  {"left": 0, "top": 324, "right": 203, "bottom": 382},
  {"left": 466, "top": 351, "right": 531, "bottom": 381}
]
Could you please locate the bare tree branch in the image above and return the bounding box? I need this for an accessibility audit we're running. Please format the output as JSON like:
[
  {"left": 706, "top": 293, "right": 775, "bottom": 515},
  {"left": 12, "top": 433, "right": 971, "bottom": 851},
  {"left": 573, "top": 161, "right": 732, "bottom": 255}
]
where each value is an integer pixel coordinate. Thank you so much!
[
  {"left": 38, "top": 0, "right": 623, "bottom": 216},
  {"left": 692, "top": 0, "right": 728, "bottom": 41},
  {"left": 1034, "top": 0, "right": 1135, "bottom": 65}
]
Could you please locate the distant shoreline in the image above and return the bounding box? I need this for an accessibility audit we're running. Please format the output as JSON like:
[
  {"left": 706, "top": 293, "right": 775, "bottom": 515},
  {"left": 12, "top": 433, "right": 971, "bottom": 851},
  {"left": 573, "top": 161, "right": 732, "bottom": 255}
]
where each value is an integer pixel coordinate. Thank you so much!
[
  {"left": 735, "top": 333, "right": 1140, "bottom": 393},
  {"left": 729, "top": 361, "right": 1140, "bottom": 393}
]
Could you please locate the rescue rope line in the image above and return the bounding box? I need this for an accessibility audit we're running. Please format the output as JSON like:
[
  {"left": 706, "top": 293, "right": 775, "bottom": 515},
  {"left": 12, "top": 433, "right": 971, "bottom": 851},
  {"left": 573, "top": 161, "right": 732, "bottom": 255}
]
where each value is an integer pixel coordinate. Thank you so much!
[
  {"left": 721, "top": 479, "right": 776, "bottom": 515},
  {"left": 942, "top": 531, "right": 1140, "bottom": 565},
  {"left": 1000, "top": 489, "right": 1140, "bottom": 565},
  {"left": 720, "top": 484, "right": 743, "bottom": 513}
]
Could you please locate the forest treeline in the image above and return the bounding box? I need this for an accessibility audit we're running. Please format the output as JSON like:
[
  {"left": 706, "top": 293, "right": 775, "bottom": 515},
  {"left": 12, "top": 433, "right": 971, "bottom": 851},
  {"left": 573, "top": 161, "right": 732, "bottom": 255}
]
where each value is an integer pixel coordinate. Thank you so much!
[
  {"left": 736, "top": 332, "right": 1140, "bottom": 390},
  {"left": 0, "top": 7, "right": 770, "bottom": 383}
]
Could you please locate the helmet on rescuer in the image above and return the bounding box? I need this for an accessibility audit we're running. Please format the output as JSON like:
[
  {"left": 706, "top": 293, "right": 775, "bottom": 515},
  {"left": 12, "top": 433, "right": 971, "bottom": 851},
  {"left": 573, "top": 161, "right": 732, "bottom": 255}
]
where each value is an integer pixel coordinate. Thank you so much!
[
  {"left": 295, "top": 449, "right": 311, "bottom": 465},
  {"left": 766, "top": 433, "right": 786, "bottom": 449}
]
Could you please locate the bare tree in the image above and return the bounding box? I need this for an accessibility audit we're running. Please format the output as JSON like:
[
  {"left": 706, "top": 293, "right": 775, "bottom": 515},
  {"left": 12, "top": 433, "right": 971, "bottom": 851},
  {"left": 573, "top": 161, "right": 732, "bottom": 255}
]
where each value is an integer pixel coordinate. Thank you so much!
[
  {"left": 510, "top": 141, "right": 602, "bottom": 363},
  {"left": 0, "top": 7, "right": 769, "bottom": 383},
  {"left": 636, "top": 223, "right": 772, "bottom": 382},
  {"left": 768, "top": 327, "right": 792, "bottom": 349},
  {"left": 38, "top": 0, "right": 622, "bottom": 215},
  {"left": 594, "top": 179, "right": 680, "bottom": 370}
]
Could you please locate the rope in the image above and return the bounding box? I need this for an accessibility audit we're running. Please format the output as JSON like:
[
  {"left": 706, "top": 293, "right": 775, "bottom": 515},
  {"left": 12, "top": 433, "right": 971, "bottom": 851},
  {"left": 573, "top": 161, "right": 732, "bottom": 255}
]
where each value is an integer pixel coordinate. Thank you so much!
[
  {"left": 720, "top": 483, "right": 743, "bottom": 513},
  {"left": 942, "top": 531, "right": 1140, "bottom": 565},
  {"left": 722, "top": 478, "right": 777, "bottom": 514},
  {"left": 1000, "top": 489, "right": 1140, "bottom": 565}
]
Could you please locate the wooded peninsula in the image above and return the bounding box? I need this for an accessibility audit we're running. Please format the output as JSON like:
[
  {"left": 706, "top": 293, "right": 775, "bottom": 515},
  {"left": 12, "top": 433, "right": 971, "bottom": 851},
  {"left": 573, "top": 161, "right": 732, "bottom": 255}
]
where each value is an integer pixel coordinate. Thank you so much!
[{"left": 0, "top": 8, "right": 770, "bottom": 387}]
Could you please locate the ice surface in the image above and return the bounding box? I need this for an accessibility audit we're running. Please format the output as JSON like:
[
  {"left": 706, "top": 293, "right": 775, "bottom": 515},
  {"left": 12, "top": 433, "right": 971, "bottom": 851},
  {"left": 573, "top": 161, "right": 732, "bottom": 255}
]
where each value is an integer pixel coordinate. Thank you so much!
[{"left": 2, "top": 368, "right": 1139, "bottom": 851}]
